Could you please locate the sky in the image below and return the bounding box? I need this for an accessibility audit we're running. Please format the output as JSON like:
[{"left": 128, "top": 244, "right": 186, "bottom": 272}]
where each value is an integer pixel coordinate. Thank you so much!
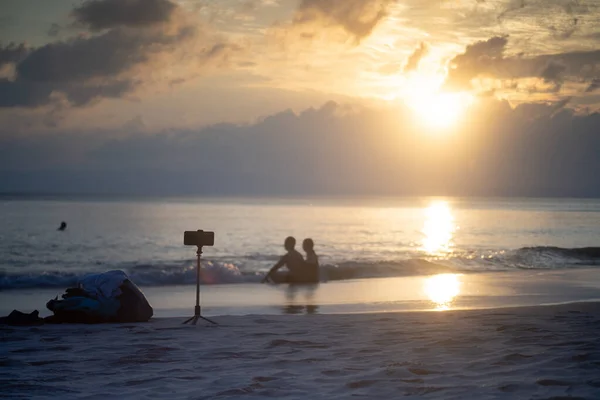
[{"left": 1, "top": 0, "right": 599, "bottom": 197}]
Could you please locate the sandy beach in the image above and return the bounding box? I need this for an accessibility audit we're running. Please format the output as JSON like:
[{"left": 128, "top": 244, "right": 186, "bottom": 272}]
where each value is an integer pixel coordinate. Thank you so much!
[
  {"left": 3, "top": 301, "right": 600, "bottom": 399},
  {"left": 4, "top": 269, "right": 600, "bottom": 399}
]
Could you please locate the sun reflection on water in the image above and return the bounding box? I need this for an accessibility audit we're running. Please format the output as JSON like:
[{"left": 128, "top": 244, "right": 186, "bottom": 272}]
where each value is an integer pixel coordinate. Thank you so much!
[
  {"left": 421, "top": 201, "right": 455, "bottom": 255},
  {"left": 424, "top": 274, "right": 461, "bottom": 310}
]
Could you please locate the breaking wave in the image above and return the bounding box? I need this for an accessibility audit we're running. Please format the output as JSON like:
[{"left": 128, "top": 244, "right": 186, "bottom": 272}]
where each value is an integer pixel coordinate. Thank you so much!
[{"left": 1, "top": 246, "right": 599, "bottom": 290}]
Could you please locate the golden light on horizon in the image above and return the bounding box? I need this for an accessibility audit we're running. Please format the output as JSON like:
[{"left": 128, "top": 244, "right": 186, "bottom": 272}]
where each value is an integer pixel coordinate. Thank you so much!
[
  {"left": 421, "top": 200, "right": 455, "bottom": 255},
  {"left": 424, "top": 273, "right": 461, "bottom": 310}
]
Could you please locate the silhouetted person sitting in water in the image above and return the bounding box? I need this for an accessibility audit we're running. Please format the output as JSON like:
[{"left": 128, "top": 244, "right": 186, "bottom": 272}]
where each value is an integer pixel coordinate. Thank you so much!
[
  {"left": 58, "top": 222, "right": 67, "bottom": 231},
  {"left": 262, "top": 236, "right": 305, "bottom": 284},
  {"left": 302, "top": 238, "right": 319, "bottom": 283}
]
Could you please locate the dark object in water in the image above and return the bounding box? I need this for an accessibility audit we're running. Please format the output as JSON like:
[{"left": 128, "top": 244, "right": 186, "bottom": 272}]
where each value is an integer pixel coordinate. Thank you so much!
[
  {"left": 0, "top": 310, "right": 44, "bottom": 326},
  {"left": 46, "top": 270, "right": 153, "bottom": 324},
  {"left": 58, "top": 221, "right": 67, "bottom": 231}
]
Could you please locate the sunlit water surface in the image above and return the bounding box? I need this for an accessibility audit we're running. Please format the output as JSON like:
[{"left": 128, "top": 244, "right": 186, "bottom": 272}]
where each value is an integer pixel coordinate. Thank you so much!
[{"left": 1, "top": 196, "right": 600, "bottom": 290}]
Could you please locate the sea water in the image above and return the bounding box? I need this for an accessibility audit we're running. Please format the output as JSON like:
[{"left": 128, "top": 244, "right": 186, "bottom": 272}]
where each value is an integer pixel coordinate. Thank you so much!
[{"left": 1, "top": 195, "right": 600, "bottom": 291}]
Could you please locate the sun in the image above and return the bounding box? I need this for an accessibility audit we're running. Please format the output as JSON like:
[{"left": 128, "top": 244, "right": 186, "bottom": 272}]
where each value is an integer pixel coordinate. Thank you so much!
[
  {"left": 401, "top": 72, "right": 474, "bottom": 130},
  {"left": 407, "top": 91, "right": 473, "bottom": 129}
]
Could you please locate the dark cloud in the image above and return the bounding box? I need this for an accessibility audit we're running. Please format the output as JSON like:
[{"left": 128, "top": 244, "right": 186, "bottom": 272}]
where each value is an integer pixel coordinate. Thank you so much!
[
  {"left": 47, "top": 23, "right": 61, "bottom": 37},
  {"left": 2, "top": 100, "right": 600, "bottom": 197},
  {"left": 551, "top": 96, "right": 572, "bottom": 114},
  {"left": 18, "top": 33, "right": 145, "bottom": 83},
  {"left": 0, "top": 25, "right": 191, "bottom": 107},
  {"left": 404, "top": 42, "right": 429, "bottom": 73},
  {"left": 0, "top": 0, "right": 232, "bottom": 109},
  {"left": 541, "top": 61, "right": 566, "bottom": 86},
  {"left": 17, "top": 27, "right": 192, "bottom": 83},
  {"left": 586, "top": 78, "right": 600, "bottom": 93},
  {"left": 446, "top": 36, "right": 600, "bottom": 92},
  {"left": 0, "top": 79, "right": 53, "bottom": 107},
  {"left": 72, "top": 0, "right": 177, "bottom": 31},
  {"left": 293, "top": 0, "right": 395, "bottom": 41},
  {"left": 0, "top": 78, "right": 133, "bottom": 108},
  {"left": 445, "top": 36, "right": 509, "bottom": 90},
  {"left": 0, "top": 43, "right": 29, "bottom": 66}
]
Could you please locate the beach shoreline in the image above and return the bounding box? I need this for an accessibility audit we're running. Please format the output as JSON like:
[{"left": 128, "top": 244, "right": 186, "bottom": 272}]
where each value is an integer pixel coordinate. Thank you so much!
[{"left": 3, "top": 268, "right": 600, "bottom": 318}]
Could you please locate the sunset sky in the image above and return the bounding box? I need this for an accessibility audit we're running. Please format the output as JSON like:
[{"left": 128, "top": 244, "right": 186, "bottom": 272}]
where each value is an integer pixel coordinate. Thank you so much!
[{"left": 1, "top": 0, "right": 599, "bottom": 196}]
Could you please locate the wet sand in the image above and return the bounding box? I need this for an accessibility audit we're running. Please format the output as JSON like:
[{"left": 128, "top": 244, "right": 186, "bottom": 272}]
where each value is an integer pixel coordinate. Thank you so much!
[{"left": 2, "top": 268, "right": 600, "bottom": 317}]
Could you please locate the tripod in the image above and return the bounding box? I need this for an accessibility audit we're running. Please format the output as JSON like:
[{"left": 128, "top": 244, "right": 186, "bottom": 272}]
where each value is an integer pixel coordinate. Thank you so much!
[{"left": 183, "top": 246, "right": 218, "bottom": 325}]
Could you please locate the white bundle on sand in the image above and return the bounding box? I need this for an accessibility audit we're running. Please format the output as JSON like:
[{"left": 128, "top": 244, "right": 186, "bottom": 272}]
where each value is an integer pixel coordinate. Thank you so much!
[
  {"left": 46, "top": 270, "right": 153, "bottom": 323},
  {"left": 78, "top": 270, "right": 129, "bottom": 300}
]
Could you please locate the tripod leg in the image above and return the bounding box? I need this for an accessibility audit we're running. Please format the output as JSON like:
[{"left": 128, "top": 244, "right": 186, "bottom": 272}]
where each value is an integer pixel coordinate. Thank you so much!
[
  {"left": 200, "top": 316, "right": 218, "bottom": 325},
  {"left": 183, "top": 315, "right": 217, "bottom": 325},
  {"left": 184, "top": 246, "right": 218, "bottom": 326}
]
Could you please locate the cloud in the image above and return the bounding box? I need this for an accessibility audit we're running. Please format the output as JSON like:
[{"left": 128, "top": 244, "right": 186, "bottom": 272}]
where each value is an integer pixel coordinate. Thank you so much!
[
  {"left": 541, "top": 61, "right": 566, "bottom": 84},
  {"left": 549, "top": 16, "right": 579, "bottom": 39},
  {"left": 47, "top": 23, "right": 62, "bottom": 37},
  {"left": 2, "top": 100, "right": 600, "bottom": 197},
  {"left": 0, "top": 43, "right": 29, "bottom": 67},
  {"left": 497, "top": 0, "right": 526, "bottom": 20},
  {"left": 445, "top": 36, "right": 600, "bottom": 93},
  {"left": 291, "top": 0, "right": 395, "bottom": 42},
  {"left": 71, "top": 0, "right": 177, "bottom": 31},
  {"left": 404, "top": 42, "right": 429, "bottom": 73},
  {"left": 17, "top": 26, "right": 192, "bottom": 83},
  {"left": 586, "top": 78, "right": 600, "bottom": 93},
  {"left": 0, "top": 79, "right": 134, "bottom": 108},
  {"left": 0, "top": 27, "right": 190, "bottom": 107},
  {"left": 0, "top": 0, "right": 235, "bottom": 109},
  {"left": 445, "top": 36, "right": 509, "bottom": 90}
]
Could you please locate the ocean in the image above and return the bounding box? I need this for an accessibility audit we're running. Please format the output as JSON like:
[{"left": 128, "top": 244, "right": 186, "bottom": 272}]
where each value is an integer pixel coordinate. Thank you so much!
[
  {"left": 5, "top": 196, "right": 600, "bottom": 400},
  {"left": 1, "top": 195, "right": 600, "bottom": 291}
]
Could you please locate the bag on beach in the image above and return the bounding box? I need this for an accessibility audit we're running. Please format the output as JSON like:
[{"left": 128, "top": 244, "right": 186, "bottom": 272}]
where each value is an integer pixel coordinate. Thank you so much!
[
  {"left": 46, "top": 270, "right": 153, "bottom": 323},
  {"left": 0, "top": 310, "right": 44, "bottom": 326}
]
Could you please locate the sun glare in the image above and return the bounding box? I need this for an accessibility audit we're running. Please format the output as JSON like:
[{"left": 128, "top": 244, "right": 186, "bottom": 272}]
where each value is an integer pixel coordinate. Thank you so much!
[
  {"left": 401, "top": 72, "right": 474, "bottom": 131},
  {"left": 407, "top": 92, "right": 473, "bottom": 129},
  {"left": 424, "top": 274, "right": 461, "bottom": 310},
  {"left": 421, "top": 200, "right": 455, "bottom": 255}
]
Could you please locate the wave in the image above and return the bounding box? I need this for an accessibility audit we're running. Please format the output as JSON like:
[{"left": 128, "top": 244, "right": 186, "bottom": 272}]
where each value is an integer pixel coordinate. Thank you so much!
[
  {"left": 1, "top": 246, "right": 599, "bottom": 290},
  {"left": 491, "top": 246, "right": 600, "bottom": 268},
  {"left": 0, "top": 262, "right": 263, "bottom": 291}
]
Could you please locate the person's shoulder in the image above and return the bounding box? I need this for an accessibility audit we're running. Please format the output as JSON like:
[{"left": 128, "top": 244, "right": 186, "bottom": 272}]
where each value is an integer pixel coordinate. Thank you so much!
[{"left": 290, "top": 249, "right": 303, "bottom": 259}]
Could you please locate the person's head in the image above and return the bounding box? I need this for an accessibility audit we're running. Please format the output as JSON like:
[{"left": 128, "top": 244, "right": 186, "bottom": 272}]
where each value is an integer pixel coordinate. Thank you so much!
[
  {"left": 302, "top": 238, "right": 314, "bottom": 252},
  {"left": 284, "top": 236, "right": 296, "bottom": 251}
]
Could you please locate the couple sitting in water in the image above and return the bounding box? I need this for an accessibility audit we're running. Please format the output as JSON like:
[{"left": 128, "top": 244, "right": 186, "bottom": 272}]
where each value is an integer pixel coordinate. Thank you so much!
[{"left": 262, "top": 236, "right": 319, "bottom": 284}]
